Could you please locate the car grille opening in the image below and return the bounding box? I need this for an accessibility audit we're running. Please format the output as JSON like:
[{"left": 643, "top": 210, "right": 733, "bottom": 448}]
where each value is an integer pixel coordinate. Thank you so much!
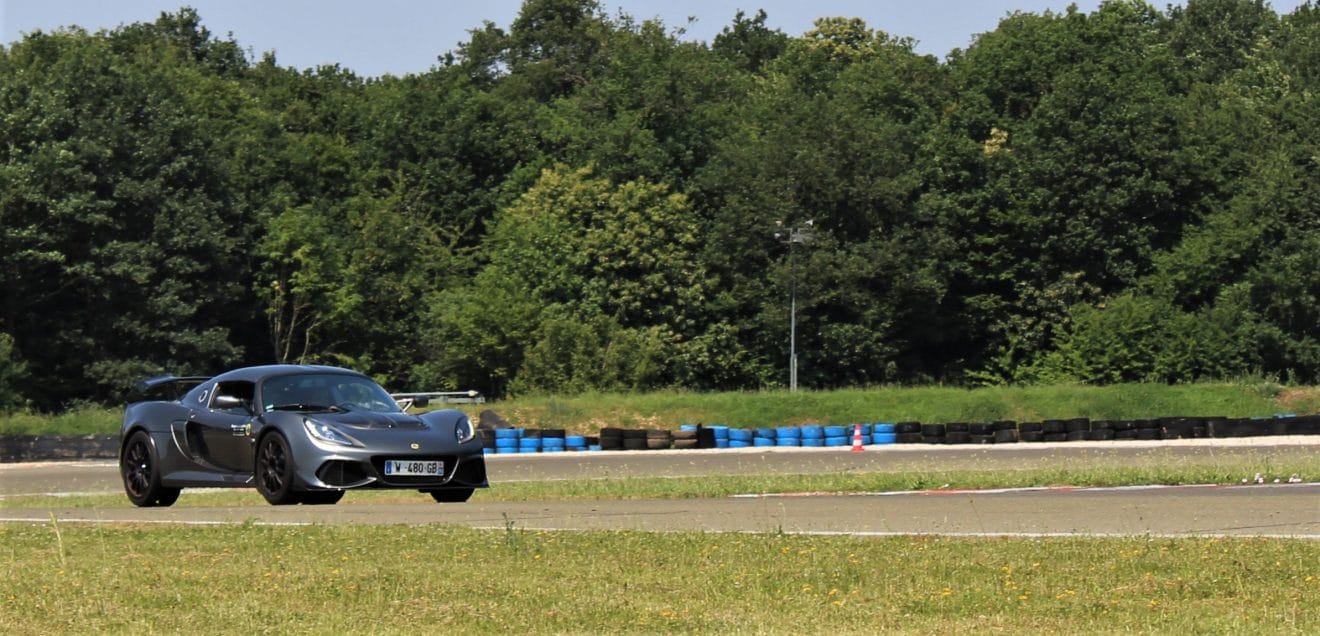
[
  {"left": 449, "top": 457, "right": 488, "bottom": 486},
  {"left": 316, "top": 460, "right": 371, "bottom": 488}
]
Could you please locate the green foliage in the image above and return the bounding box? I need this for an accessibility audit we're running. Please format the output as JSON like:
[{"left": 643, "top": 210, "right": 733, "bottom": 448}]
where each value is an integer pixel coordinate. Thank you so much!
[
  {"left": 0, "top": 333, "right": 27, "bottom": 411},
  {"left": 1042, "top": 290, "right": 1261, "bottom": 384},
  {"left": 7, "top": 1, "right": 1320, "bottom": 407}
]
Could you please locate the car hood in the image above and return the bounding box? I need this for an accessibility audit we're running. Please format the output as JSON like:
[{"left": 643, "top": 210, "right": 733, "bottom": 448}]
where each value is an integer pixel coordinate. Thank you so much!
[{"left": 316, "top": 411, "right": 428, "bottom": 430}]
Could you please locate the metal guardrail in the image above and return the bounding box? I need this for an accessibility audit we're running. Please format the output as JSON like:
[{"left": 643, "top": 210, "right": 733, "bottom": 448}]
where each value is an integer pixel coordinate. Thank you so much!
[{"left": 390, "top": 390, "right": 484, "bottom": 410}]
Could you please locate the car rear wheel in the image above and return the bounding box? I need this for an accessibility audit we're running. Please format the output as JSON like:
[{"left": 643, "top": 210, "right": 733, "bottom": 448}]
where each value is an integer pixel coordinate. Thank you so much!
[
  {"left": 121, "top": 431, "right": 181, "bottom": 507},
  {"left": 255, "top": 432, "right": 300, "bottom": 505},
  {"left": 427, "top": 487, "right": 474, "bottom": 503}
]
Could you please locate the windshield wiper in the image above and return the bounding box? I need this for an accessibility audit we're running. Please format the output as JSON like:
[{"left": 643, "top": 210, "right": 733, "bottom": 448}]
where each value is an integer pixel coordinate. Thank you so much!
[{"left": 266, "top": 403, "right": 339, "bottom": 413}]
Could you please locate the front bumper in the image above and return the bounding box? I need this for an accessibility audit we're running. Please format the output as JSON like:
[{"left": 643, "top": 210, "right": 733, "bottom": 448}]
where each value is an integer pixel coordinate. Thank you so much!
[{"left": 311, "top": 452, "right": 488, "bottom": 489}]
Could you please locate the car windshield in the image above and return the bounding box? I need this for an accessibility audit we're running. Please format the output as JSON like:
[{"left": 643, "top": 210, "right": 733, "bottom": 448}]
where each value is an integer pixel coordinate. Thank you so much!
[{"left": 261, "top": 373, "right": 401, "bottom": 414}]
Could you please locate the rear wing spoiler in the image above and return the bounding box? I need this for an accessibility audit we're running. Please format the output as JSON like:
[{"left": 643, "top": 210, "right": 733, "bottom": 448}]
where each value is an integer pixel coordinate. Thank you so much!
[
  {"left": 130, "top": 375, "right": 210, "bottom": 403},
  {"left": 391, "top": 390, "right": 485, "bottom": 411}
]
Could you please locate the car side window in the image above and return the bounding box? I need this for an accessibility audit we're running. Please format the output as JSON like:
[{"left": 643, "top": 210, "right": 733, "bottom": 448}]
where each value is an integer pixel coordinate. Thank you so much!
[{"left": 210, "top": 381, "right": 255, "bottom": 415}]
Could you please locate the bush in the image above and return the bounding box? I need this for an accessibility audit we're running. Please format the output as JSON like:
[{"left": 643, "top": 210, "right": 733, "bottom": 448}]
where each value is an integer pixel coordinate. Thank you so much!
[
  {"left": 1043, "top": 291, "right": 1261, "bottom": 384},
  {"left": 0, "top": 333, "right": 28, "bottom": 412}
]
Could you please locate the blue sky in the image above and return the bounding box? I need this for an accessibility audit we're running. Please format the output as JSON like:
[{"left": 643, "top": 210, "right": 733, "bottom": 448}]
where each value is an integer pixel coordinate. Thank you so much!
[{"left": 2, "top": 1, "right": 1312, "bottom": 76}]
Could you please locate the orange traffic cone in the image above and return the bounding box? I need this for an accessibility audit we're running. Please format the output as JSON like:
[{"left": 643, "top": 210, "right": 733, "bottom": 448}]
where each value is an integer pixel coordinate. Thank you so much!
[{"left": 851, "top": 423, "right": 865, "bottom": 452}]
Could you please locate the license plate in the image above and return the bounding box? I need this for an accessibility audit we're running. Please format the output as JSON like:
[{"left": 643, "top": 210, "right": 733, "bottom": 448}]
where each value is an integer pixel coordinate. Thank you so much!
[{"left": 383, "top": 459, "right": 444, "bottom": 476}]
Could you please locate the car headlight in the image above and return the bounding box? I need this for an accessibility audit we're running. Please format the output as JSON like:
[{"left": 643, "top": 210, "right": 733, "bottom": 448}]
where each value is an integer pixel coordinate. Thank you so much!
[
  {"left": 304, "top": 419, "right": 358, "bottom": 447},
  {"left": 454, "top": 416, "right": 475, "bottom": 443}
]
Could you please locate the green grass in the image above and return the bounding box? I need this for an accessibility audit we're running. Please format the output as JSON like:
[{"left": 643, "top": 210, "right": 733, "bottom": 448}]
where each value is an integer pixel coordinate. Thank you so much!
[
  {"left": 5, "top": 382, "right": 1300, "bottom": 437},
  {"left": 1, "top": 523, "right": 1316, "bottom": 633},
  {"left": 7, "top": 449, "right": 1317, "bottom": 509},
  {"left": 0, "top": 406, "right": 120, "bottom": 436},
  {"left": 485, "top": 383, "right": 1291, "bottom": 434}
]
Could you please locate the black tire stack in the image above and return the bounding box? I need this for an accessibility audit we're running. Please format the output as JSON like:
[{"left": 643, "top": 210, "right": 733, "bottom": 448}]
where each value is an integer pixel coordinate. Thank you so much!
[
  {"left": 1065, "top": 418, "right": 1090, "bottom": 442},
  {"left": 645, "top": 428, "right": 673, "bottom": 450},
  {"left": 599, "top": 427, "right": 624, "bottom": 451},
  {"left": 622, "top": 428, "right": 647, "bottom": 451},
  {"left": 896, "top": 422, "right": 922, "bottom": 444},
  {"left": 921, "top": 423, "right": 945, "bottom": 444},
  {"left": 992, "top": 421, "right": 1019, "bottom": 443},
  {"left": 1019, "top": 422, "right": 1044, "bottom": 442}
]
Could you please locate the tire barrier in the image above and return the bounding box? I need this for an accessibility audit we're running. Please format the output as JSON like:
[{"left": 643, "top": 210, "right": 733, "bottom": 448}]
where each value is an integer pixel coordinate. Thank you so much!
[{"left": 465, "top": 414, "right": 1320, "bottom": 455}]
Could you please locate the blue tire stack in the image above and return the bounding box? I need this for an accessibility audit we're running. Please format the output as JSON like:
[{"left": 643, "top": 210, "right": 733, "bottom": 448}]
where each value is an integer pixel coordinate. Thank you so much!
[
  {"left": 800, "top": 425, "right": 825, "bottom": 447},
  {"left": 494, "top": 428, "right": 521, "bottom": 454},
  {"left": 541, "top": 437, "right": 565, "bottom": 453},
  {"left": 872, "top": 423, "right": 897, "bottom": 445},
  {"left": 823, "top": 425, "right": 849, "bottom": 447},
  {"left": 709, "top": 425, "right": 731, "bottom": 448},
  {"left": 518, "top": 435, "right": 542, "bottom": 453},
  {"left": 728, "top": 428, "right": 753, "bottom": 448},
  {"left": 565, "top": 435, "right": 587, "bottom": 451},
  {"left": 753, "top": 428, "right": 777, "bottom": 447},
  {"left": 776, "top": 426, "right": 801, "bottom": 446}
]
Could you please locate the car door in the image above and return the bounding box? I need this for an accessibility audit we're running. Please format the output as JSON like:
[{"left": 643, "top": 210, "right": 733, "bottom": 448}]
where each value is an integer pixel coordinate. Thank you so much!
[{"left": 189, "top": 380, "right": 258, "bottom": 473}]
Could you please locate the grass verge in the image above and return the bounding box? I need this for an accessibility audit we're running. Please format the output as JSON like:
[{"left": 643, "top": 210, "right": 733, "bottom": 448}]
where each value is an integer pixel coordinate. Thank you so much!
[
  {"left": 1, "top": 523, "right": 1316, "bottom": 633},
  {"left": 7, "top": 449, "right": 1318, "bottom": 509},
  {"left": 0, "top": 381, "right": 1301, "bottom": 436}
]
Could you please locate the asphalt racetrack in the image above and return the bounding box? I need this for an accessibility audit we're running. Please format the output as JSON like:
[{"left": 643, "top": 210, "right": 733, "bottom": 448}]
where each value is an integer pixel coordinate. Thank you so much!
[{"left": 3, "top": 439, "right": 1319, "bottom": 539}]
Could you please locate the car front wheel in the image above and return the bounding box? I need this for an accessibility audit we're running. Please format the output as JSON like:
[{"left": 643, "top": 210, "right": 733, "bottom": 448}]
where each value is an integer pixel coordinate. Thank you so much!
[
  {"left": 255, "top": 432, "right": 300, "bottom": 505},
  {"left": 427, "top": 487, "right": 475, "bottom": 503},
  {"left": 121, "top": 430, "right": 181, "bottom": 507}
]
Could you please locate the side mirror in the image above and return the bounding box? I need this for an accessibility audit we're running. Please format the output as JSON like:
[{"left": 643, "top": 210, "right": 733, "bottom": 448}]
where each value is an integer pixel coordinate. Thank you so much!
[{"left": 412, "top": 396, "right": 430, "bottom": 409}]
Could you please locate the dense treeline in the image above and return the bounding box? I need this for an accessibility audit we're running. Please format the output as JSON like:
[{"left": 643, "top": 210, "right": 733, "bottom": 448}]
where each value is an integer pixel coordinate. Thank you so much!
[{"left": 2, "top": 0, "right": 1319, "bottom": 410}]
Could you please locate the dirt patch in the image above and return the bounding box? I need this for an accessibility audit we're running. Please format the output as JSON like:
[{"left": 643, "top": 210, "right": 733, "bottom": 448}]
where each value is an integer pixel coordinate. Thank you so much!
[{"left": 1275, "top": 388, "right": 1320, "bottom": 415}]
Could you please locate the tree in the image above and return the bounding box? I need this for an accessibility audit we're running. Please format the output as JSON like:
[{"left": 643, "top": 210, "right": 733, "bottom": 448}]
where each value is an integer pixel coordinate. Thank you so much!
[
  {"left": 419, "top": 165, "right": 704, "bottom": 395},
  {"left": 0, "top": 16, "right": 248, "bottom": 407}
]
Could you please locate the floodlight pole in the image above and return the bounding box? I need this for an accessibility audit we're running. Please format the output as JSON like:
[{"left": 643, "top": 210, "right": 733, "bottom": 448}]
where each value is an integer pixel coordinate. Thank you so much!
[{"left": 776, "top": 220, "right": 813, "bottom": 392}]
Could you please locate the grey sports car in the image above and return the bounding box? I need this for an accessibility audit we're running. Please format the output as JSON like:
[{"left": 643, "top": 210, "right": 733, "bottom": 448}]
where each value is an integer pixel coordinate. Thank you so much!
[{"left": 119, "top": 364, "right": 487, "bottom": 507}]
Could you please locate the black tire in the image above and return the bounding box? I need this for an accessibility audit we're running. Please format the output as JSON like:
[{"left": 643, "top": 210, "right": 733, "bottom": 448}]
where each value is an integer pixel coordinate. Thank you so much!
[
  {"left": 622, "top": 438, "right": 647, "bottom": 451},
  {"left": 541, "top": 428, "right": 566, "bottom": 439},
  {"left": 1065, "top": 431, "right": 1088, "bottom": 442},
  {"left": 1065, "top": 418, "right": 1090, "bottom": 433},
  {"left": 968, "top": 423, "right": 994, "bottom": 435},
  {"left": 896, "top": 422, "right": 922, "bottom": 434},
  {"left": 1087, "top": 429, "right": 1115, "bottom": 441},
  {"left": 645, "top": 437, "right": 672, "bottom": 450},
  {"left": 1020, "top": 430, "right": 1045, "bottom": 442},
  {"left": 896, "top": 433, "right": 923, "bottom": 444},
  {"left": 921, "top": 424, "right": 945, "bottom": 437},
  {"left": 672, "top": 438, "right": 699, "bottom": 449},
  {"left": 672, "top": 429, "right": 698, "bottom": 440},
  {"left": 945, "top": 422, "right": 970, "bottom": 433},
  {"left": 300, "top": 490, "right": 344, "bottom": 505},
  {"left": 1043, "top": 433, "right": 1068, "bottom": 443},
  {"left": 993, "top": 429, "right": 1019, "bottom": 444},
  {"left": 1043, "top": 420, "right": 1067, "bottom": 434},
  {"left": 120, "top": 430, "right": 181, "bottom": 507},
  {"left": 1019, "top": 422, "right": 1043, "bottom": 433},
  {"left": 256, "top": 432, "right": 301, "bottom": 505},
  {"left": 993, "top": 420, "right": 1017, "bottom": 431},
  {"left": 429, "top": 488, "right": 475, "bottom": 503},
  {"left": 944, "top": 431, "right": 972, "bottom": 445}
]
